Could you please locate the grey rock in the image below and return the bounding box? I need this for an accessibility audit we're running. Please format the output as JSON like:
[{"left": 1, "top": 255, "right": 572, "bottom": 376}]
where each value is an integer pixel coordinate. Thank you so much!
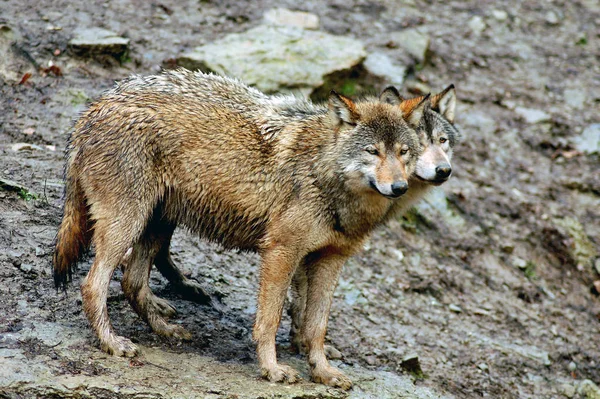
[
  {"left": 568, "top": 361, "right": 577, "bottom": 371},
  {"left": 512, "top": 257, "right": 528, "bottom": 269},
  {"left": 0, "top": 178, "right": 28, "bottom": 193},
  {"left": 449, "top": 304, "right": 463, "bottom": 313},
  {"left": 388, "top": 29, "right": 430, "bottom": 64},
  {"left": 400, "top": 353, "right": 423, "bottom": 375},
  {"left": 468, "top": 16, "right": 487, "bottom": 35},
  {"left": 19, "top": 263, "right": 33, "bottom": 273},
  {"left": 561, "top": 383, "right": 577, "bottom": 398},
  {"left": 514, "top": 106, "right": 551, "bottom": 124},
  {"left": 35, "top": 247, "right": 45, "bottom": 257},
  {"left": 552, "top": 217, "right": 598, "bottom": 272},
  {"left": 178, "top": 25, "right": 366, "bottom": 94},
  {"left": 263, "top": 8, "right": 319, "bottom": 30},
  {"left": 0, "top": 24, "right": 37, "bottom": 84},
  {"left": 578, "top": 379, "right": 600, "bottom": 399},
  {"left": 477, "top": 363, "right": 489, "bottom": 371},
  {"left": 545, "top": 11, "right": 560, "bottom": 25},
  {"left": 69, "top": 27, "right": 129, "bottom": 60},
  {"left": 564, "top": 88, "right": 586, "bottom": 109},
  {"left": 572, "top": 124, "right": 600, "bottom": 154},
  {"left": 363, "top": 52, "right": 407, "bottom": 87},
  {"left": 491, "top": 9, "right": 508, "bottom": 21}
]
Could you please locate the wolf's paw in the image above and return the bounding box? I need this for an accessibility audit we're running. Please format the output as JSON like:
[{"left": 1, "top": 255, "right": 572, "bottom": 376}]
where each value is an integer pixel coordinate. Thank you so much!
[
  {"left": 324, "top": 344, "right": 343, "bottom": 360},
  {"left": 148, "top": 294, "right": 177, "bottom": 318},
  {"left": 155, "top": 323, "right": 192, "bottom": 340},
  {"left": 261, "top": 363, "right": 301, "bottom": 384},
  {"left": 311, "top": 366, "right": 352, "bottom": 390},
  {"left": 102, "top": 336, "right": 139, "bottom": 357},
  {"left": 177, "top": 278, "right": 212, "bottom": 305}
]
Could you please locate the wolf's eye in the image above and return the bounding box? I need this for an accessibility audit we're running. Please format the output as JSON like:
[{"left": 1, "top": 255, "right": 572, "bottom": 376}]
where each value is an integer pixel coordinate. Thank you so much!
[
  {"left": 439, "top": 137, "right": 448, "bottom": 144},
  {"left": 365, "top": 146, "right": 379, "bottom": 155},
  {"left": 400, "top": 148, "right": 409, "bottom": 155}
]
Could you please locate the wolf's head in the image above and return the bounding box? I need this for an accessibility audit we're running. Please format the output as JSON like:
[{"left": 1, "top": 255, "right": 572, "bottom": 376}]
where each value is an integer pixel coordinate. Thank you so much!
[
  {"left": 391, "top": 85, "right": 459, "bottom": 186},
  {"left": 329, "top": 90, "right": 426, "bottom": 199}
]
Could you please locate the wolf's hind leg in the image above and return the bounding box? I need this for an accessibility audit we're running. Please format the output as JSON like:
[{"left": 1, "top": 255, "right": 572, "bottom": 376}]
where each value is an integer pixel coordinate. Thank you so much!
[
  {"left": 81, "top": 221, "right": 139, "bottom": 357},
  {"left": 121, "top": 231, "right": 191, "bottom": 340},
  {"left": 153, "top": 223, "right": 212, "bottom": 305}
]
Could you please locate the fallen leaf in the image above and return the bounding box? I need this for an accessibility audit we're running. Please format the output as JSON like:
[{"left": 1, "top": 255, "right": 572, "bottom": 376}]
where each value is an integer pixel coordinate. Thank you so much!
[{"left": 18, "top": 73, "right": 32, "bottom": 85}]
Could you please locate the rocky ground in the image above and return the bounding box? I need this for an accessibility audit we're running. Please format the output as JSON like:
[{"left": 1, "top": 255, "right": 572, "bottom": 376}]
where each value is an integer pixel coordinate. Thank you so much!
[{"left": 1, "top": 0, "right": 599, "bottom": 398}]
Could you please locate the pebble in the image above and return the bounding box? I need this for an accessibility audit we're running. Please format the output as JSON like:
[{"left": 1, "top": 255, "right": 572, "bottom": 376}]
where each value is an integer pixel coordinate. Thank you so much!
[
  {"left": 491, "top": 9, "right": 508, "bottom": 21},
  {"left": 545, "top": 11, "right": 560, "bottom": 25},
  {"left": 572, "top": 124, "right": 600, "bottom": 154},
  {"left": 568, "top": 361, "right": 577, "bottom": 371},
  {"left": 468, "top": 16, "right": 487, "bottom": 35},
  {"left": 477, "top": 363, "right": 489, "bottom": 371},
  {"left": 512, "top": 257, "right": 528, "bottom": 269},
  {"left": 363, "top": 52, "right": 407, "bottom": 87},
  {"left": 20, "top": 263, "right": 33, "bottom": 273},
  {"left": 35, "top": 247, "right": 45, "bottom": 257},
  {"left": 448, "top": 304, "right": 463, "bottom": 313}
]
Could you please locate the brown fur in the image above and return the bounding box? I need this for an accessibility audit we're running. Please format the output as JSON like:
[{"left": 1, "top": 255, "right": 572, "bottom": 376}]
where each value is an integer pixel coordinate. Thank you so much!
[{"left": 53, "top": 69, "right": 427, "bottom": 390}]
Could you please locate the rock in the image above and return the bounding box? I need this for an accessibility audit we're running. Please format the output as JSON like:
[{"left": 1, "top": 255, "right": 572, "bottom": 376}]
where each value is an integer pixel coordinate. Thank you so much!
[
  {"left": 551, "top": 217, "right": 598, "bottom": 272},
  {"left": 35, "top": 247, "right": 45, "bottom": 257},
  {"left": 561, "top": 383, "right": 576, "bottom": 398},
  {"left": 388, "top": 29, "right": 430, "bottom": 64},
  {"left": 564, "top": 88, "right": 586, "bottom": 109},
  {"left": 363, "top": 52, "right": 407, "bottom": 87},
  {"left": 263, "top": 8, "right": 319, "bottom": 30},
  {"left": 572, "top": 124, "right": 600, "bottom": 154},
  {"left": 177, "top": 25, "right": 366, "bottom": 95},
  {"left": 69, "top": 27, "right": 129, "bottom": 60},
  {"left": 514, "top": 107, "right": 551, "bottom": 124},
  {"left": 568, "top": 361, "right": 577, "bottom": 371},
  {"left": 448, "top": 304, "right": 463, "bottom": 313},
  {"left": 11, "top": 143, "right": 45, "bottom": 152},
  {"left": 468, "top": 16, "right": 487, "bottom": 36},
  {"left": 400, "top": 353, "right": 423, "bottom": 376},
  {"left": 545, "top": 11, "right": 560, "bottom": 25},
  {"left": 578, "top": 379, "right": 600, "bottom": 399},
  {"left": 477, "top": 363, "right": 489, "bottom": 372},
  {"left": 390, "top": 248, "right": 404, "bottom": 262},
  {"left": 19, "top": 263, "right": 33, "bottom": 273},
  {"left": 0, "top": 178, "right": 28, "bottom": 193},
  {"left": 512, "top": 257, "right": 528, "bottom": 269},
  {"left": 491, "top": 9, "right": 508, "bottom": 21},
  {"left": 415, "top": 188, "right": 466, "bottom": 229}
]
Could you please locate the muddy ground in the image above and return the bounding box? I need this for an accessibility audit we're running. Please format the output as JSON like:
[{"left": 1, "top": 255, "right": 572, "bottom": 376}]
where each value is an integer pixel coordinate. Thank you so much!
[{"left": 1, "top": 0, "right": 599, "bottom": 398}]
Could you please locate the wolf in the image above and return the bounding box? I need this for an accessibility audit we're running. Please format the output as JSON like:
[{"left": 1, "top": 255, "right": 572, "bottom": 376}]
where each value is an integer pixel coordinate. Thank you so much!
[
  {"left": 287, "top": 85, "right": 460, "bottom": 357},
  {"left": 53, "top": 69, "right": 428, "bottom": 390}
]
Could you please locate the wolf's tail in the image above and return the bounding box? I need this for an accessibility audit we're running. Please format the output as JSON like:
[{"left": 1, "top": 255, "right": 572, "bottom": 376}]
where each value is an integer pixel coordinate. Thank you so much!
[{"left": 53, "top": 169, "right": 91, "bottom": 289}]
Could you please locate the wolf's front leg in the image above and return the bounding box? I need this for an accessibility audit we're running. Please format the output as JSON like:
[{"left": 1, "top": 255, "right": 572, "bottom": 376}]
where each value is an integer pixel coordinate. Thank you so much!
[
  {"left": 302, "top": 253, "right": 352, "bottom": 390},
  {"left": 253, "top": 245, "right": 302, "bottom": 384}
]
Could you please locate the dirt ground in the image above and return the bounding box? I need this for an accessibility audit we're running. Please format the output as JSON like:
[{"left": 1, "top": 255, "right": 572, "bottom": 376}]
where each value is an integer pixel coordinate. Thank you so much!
[{"left": 1, "top": 0, "right": 599, "bottom": 398}]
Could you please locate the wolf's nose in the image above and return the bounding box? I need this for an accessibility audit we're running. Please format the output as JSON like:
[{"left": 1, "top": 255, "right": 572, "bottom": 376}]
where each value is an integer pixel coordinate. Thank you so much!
[
  {"left": 435, "top": 164, "right": 452, "bottom": 179},
  {"left": 391, "top": 181, "right": 408, "bottom": 197}
]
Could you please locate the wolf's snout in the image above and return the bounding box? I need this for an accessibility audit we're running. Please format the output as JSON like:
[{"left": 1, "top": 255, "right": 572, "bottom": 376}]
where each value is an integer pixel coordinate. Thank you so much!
[
  {"left": 435, "top": 164, "right": 452, "bottom": 179},
  {"left": 391, "top": 181, "right": 408, "bottom": 197}
]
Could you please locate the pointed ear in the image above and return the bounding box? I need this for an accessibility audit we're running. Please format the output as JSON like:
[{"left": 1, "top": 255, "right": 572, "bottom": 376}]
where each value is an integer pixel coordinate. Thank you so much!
[
  {"left": 379, "top": 86, "right": 403, "bottom": 105},
  {"left": 399, "top": 93, "right": 429, "bottom": 128},
  {"left": 329, "top": 90, "right": 360, "bottom": 125},
  {"left": 431, "top": 84, "right": 456, "bottom": 123}
]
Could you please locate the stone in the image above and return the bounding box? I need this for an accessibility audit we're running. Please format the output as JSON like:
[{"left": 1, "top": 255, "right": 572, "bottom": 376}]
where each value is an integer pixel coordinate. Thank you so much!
[
  {"left": 468, "top": 16, "right": 487, "bottom": 36},
  {"left": 572, "top": 124, "right": 600, "bottom": 154},
  {"left": 491, "top": 10, "right": 508, "bottom": 21},
  {"left": 388, "top": 29, "right": 430, "bottom": 64},
  {"left": 514, "top": 107, "right": 551, "bottom": 124},
  {"left": 449, "top": 304, "right": 463, "bottom": 313},
  {"left": 400, "top": 353, "right": 423, "bottom": 376},
  {"left": 263, "top": 8, "right": 319, "bottom": 30},
  {"left": 177, "top": 25, "right": 366, "bottom": 95},
  {"left": 69, "top": 27, "right": 129, "bottom": 60},
  {"left": 578, "top": 380, "right": 600, "bottom": 399},
  {"left": 11, "top": 143, "right": 45, "bottom": 152},
  {"left": 0, "top": 178, "right": 28, "bottom": 193},
  {"left": 363, "top": 52, "right": 407, "bottom": 87},
  {"left": 568, "top": 361, "right": 577, "bottom": 371},
  {"left": 564, "top": 88, "right": 586, "bottom": 109},
  {"left": 561, "top": 383, "right": 576, "bottom": 398},
  {"left": 512, "top": 257, "right": 528, "bottom": 269},
  {"left": 545, "top": 11, "right": 560, "bottom": 25},
  {"left": 477, "top": 363, "right": 489, "bottom": 371},
  {"left": 0, "top": 24, "right": 37, "bottom": 84},
  {"left": 551, "top": 217, "right": 598, "bottom": 272}
]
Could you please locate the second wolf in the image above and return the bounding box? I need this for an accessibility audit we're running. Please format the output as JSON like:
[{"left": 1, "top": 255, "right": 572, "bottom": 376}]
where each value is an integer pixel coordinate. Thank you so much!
[{"left": 53, "top": 69, "right": 429, "bottom": 389}]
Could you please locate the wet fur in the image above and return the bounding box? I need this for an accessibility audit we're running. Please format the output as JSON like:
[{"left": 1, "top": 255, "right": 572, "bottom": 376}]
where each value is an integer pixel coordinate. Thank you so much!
[{"left": 53, "top": 69, "right": 425, "bottom": 390}]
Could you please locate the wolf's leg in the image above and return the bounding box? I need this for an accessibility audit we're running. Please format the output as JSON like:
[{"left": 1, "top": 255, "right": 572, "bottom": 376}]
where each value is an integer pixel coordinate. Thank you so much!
[
  {"left": 121, "top": 228, "right": 191, "bottom": 340},
  {"left": 154, "top": 224, "right": 212, "bottom": 304},
  {"left": 302, "top": 253, "right": 352, "bottom": 390},
  {"left": 81, "top": 219, "right": 140, "bottom": 357},
  {"left": 254, "top": 244, "right": 302, "bottom": 384},
  {"left": 290, "top": 264, "right": 344, "bottom": 359},
  {"left": 289, "top": 265, "right": 308, "bottom": 353}
]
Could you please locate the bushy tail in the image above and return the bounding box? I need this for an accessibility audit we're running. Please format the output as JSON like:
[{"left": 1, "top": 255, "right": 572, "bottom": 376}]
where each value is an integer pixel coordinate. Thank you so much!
[{"left": 53, "top": 173, "right": 91, "bottom": 289}]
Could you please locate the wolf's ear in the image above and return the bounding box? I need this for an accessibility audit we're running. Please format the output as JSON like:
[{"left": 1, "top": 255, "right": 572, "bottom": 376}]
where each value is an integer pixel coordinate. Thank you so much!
[
  {"left": 431, "top": 84, "right": 456, "bottom": 124},
  {"left": 400, "top": 94, "right": 430, "bottom": 128},
  {"left": 379, "top": 86, "right": 403, "bottom": 105},
  {"left": 329, "top": 90, "right": 360, "bottom": 126}
]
